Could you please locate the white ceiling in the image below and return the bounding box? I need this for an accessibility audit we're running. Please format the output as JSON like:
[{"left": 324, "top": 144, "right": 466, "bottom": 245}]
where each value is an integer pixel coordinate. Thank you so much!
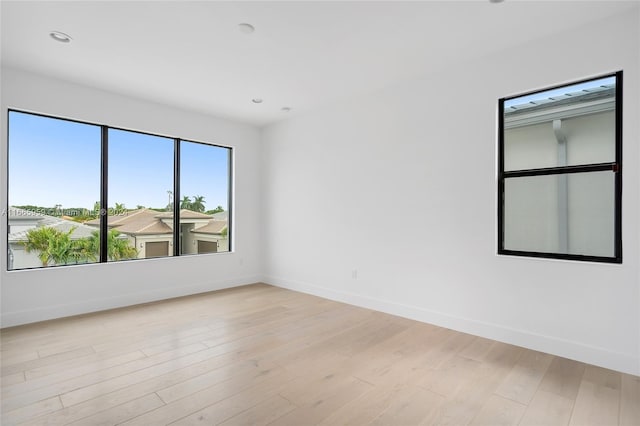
[{"left": 1, "top": 1, "right": 637, "bottom": 127}]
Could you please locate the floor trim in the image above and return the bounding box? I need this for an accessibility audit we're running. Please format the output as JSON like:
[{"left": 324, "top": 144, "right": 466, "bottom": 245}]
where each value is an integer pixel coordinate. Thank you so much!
[{"left": 265, "top": 275, "right": 639, "bottom": 376}]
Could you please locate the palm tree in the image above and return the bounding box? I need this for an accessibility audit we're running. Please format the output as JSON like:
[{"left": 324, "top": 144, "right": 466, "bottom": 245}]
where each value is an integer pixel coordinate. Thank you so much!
[
  {"left": 84, "top": 230, "right": 138, "bottom": 261},
  {"left": 114, "top": 202, "right": 126, "bottom": 211},
  {"left": 75, "top": 235, "right": 98, "bottom": 262},
  {"left": 23, "top": 226, "right": 81, "bottom": 266},
  {"left": 180, "top": 196, "right": 192, "bottom": 210},
  {"left": 22, "top": 227, "right": 54, "bottom": 266},
  {"left": 191, "top": 195, "right": 206, "bottom": 213},
  {"left": 107, "top": 231, "right": 138, "bottom": 260},
  {"left": 166, "top": 190, "right": 173, "bottom": 211}
]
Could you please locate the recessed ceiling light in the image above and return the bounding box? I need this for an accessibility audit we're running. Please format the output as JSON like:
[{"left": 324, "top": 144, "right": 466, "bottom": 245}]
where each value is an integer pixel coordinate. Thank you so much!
[
  {"left": 252, "top": 98, "right": 263, "bottom": 104},
  {"left": 50, "top": 31, "right": 72, "bottom": 43},
  {"left": 281, "top": 107, "right": 292, "bottom": 112},
  {"left": 238, "top": 23, "right": 255, "bottom": 34}
]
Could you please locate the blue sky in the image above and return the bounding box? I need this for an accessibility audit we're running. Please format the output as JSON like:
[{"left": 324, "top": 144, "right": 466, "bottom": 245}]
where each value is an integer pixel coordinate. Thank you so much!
[
  {"left": 9, "top": 111, "right": 230, "bottom": 212},
  {"left": 504, "top": 76, "right": 615, "bottom": 108}
]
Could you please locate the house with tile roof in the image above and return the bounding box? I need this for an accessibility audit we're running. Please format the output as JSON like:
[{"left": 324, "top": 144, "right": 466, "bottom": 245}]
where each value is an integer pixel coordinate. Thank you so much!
[
  {"left": 85, "top": 208, "right": 228, "bottom": 258},
  {"left": 7, "top": 207, "right": 98, "bottom": 269}
]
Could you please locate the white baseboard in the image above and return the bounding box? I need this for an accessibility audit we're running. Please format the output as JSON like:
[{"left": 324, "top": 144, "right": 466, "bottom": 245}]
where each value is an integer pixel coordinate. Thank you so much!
[
  {"left": 1, "top": 274, "right": 263, "bottom": 328},
  {"left": 264, "top": 275, "right": 639, "bottom": 376}
]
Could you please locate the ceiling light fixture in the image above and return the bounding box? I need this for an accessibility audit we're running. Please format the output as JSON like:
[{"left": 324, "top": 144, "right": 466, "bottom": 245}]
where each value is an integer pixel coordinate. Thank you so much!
[
  {"left": 238, "top": 23, "right": 255, "bottom": 34},
  {"left": 281, "top": 107, "right": 292, "bottom": 112},
  {"left": 489, "top": 0, "right": 505, "bottom": 3},
  {"left": 252, "top": 98, "right": 263, "bottom": 104},
  {"left": 50, "top": 31, "right": 72, "bottom": 43}
]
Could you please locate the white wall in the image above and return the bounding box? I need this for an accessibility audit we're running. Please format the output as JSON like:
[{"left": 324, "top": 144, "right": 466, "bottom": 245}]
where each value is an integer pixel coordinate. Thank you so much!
[
  {"left": 262, "top": 10, "right": 640, "bottom": 375},
  {"left": 0, "top": 67, "right": 263, "bottom": 327}
]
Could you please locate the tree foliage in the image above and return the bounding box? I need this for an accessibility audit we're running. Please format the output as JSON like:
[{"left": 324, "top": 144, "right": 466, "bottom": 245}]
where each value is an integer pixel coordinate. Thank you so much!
[
  {"left": 191, "top": 196, "right": 206, "bottom": 213},
  {"left": 179, "top": 195, "right": 206, "bottom": 212},
  {"left": 180, "top": 196, "right": 192, "bottom": 210},
  {"left": 84, "top": 230, "right": 138, "bottom": 261},
  {"left": 22, "top": 226, "right": 137, "bottom": 266},
  {"left": 23, "top": 227, "right": 81, "bottom": 267},
  {"left": 206, "top": 206, "right": 224, "bottom": 215}
]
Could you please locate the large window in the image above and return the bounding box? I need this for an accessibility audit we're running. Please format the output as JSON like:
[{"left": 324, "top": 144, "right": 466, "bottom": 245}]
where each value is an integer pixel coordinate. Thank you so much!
[
  {"left": 179, "top": 140, "right": 231, "bottom": 255},
  {"left": 108, "top": 129, "right": 175, "bottom": 261},
  {"left": 498, "top": 72, "right": 622, "bottom": 263},
  {"left": 7, "top": 112, "right": 102, "bottom": 269},
  {"left": 6, "top": 110, "right": 232, "bottom": 270}
]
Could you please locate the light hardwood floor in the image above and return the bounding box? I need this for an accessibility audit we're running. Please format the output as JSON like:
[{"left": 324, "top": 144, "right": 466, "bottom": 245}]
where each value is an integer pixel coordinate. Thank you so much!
[{"left": 1, "top": 283, "right": 638, "bottom": 425}]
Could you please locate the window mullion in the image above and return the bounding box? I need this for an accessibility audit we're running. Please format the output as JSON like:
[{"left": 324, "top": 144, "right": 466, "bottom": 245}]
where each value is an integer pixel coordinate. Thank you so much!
[
  {"left": 173, "top": 139, "right": 180, "bottom": 257},
  {"left": 614, "top": 70, "right": 623, "bottom": 261},
  {"left": 100, "top": 126, "right": 109, "bottom": 263},
  {"left": 503, "top": 162, "right": 617, "bottom": 179}
]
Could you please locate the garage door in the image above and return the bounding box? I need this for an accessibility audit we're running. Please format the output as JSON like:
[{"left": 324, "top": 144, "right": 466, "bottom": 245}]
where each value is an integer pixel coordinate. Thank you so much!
[
  {"left": 198, "top": 240, "right": 218, "bottom": 254},
  {"left": 146, "top": 241, "right": 169, "bottom": 258}
]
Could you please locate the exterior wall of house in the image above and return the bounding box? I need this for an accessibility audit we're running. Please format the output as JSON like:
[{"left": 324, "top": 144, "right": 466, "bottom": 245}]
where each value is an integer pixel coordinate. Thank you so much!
[
  {"left": 8, "top": 243, "right": 41, "bottom": 270},
  {"left": 504, "top": 111, "right": 615, "bottom": 170},
  {"left": 181, "top": 223, "right": 197, "bottom": 255},
  {"left": 190, "top": 234, "right": 229, "bottom": 254},
  {"left": 503, "top": 110, "right": 615, "bottom": 256},
  {"left": 217, "top": 238, "right": 229, "bottom": 253}
]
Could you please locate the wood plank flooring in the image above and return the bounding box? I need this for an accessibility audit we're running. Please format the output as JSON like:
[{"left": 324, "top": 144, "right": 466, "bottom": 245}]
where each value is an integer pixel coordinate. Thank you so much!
[{"left": 1, "top": 283, "right": 638, "bottom": 425}]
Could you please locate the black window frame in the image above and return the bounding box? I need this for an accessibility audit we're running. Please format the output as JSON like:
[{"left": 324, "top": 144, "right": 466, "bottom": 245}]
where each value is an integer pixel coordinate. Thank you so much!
[
  {"left": 497, "top": 71, "right": 622, "bottom": 264},
  {"left": 6, "top": 109, "right": 233, "bottom": 271}
]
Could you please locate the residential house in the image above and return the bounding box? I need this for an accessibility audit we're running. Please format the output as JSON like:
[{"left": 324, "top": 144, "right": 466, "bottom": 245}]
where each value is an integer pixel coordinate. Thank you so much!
[
  {"left": 85, "top": 208, "right": 228, "bottom": 258},
  {"left": 7, "top": 207, "right": 96, "bottom": 269}
]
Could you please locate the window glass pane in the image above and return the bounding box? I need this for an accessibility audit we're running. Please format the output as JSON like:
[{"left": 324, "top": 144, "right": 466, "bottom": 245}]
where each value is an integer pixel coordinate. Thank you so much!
[
  {"left": 8, "top": 111, "right": 101, "bottom": 269},
  {"left": 503, "top": 171, "right": 615, "bottom": 257},
  {"left": 504, "top": 77, "right": 616, "bottom": 171},
  {"left": 179, "top": 141, "right": 231, "bottom": 255},
  {"left": 106, "top": 129, "right": 174, "bottom": 261}
]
